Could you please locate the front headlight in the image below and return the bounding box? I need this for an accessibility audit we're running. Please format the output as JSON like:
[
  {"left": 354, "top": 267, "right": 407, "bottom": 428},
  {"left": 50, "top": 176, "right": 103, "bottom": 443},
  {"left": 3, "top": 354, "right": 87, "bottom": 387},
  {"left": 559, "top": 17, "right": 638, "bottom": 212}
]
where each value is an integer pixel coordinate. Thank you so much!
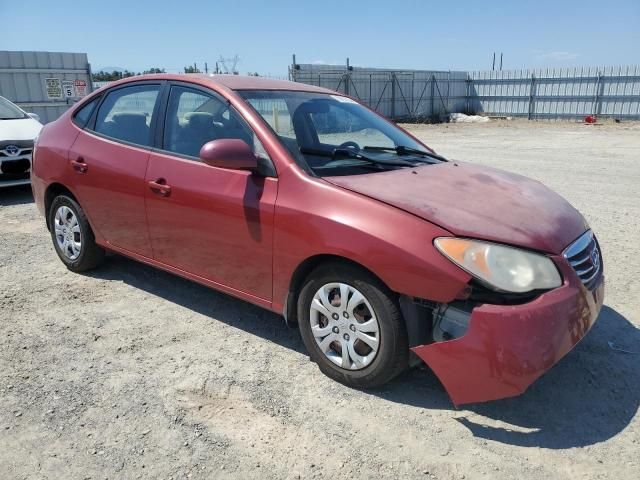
[
  {"left": 434, "top": 237, "right": 562, "bottom": 293},
  {"left": 32, "top": 131, "right": 41, "bottom": 169}
]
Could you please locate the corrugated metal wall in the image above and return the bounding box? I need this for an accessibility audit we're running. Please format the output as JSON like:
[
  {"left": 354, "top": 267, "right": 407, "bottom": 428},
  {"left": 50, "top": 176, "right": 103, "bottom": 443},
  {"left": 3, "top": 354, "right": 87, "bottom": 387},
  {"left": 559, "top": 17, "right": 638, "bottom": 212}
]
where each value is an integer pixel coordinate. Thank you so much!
[
  {"left": 291, "top": 64, "right": 469, "bottom": 120},
  {"left": 0, "top": 51, "right": 93, "bottom": 123},
  {"left": 292, "top": 63, "right": 640, "bottom": 121},
  {"left": 464, "top": 65, "right": 640, "bottom": 120}
]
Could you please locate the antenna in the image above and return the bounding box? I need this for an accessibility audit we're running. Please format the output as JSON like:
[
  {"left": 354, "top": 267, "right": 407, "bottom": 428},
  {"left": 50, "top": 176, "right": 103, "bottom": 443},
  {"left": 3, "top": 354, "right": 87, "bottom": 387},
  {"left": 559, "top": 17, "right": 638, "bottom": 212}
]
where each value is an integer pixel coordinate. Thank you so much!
[{"left": 218, "top": 54, "right": 240, "bottom": 74}]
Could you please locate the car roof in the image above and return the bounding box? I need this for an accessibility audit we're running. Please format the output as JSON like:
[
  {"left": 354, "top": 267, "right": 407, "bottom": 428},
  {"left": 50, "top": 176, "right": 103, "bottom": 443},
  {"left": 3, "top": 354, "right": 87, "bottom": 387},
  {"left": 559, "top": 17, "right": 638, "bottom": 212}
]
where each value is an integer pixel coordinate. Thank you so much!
[{"left": 104, "top": 73, "right": 337, "bottom": 95}]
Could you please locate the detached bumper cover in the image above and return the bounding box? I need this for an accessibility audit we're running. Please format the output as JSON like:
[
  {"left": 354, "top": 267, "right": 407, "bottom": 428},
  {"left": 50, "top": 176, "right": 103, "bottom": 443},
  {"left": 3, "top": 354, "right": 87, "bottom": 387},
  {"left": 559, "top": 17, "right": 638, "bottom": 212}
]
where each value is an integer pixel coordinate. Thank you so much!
[{"left": 412, "top": 260, "right": 604, "bottom": 406}]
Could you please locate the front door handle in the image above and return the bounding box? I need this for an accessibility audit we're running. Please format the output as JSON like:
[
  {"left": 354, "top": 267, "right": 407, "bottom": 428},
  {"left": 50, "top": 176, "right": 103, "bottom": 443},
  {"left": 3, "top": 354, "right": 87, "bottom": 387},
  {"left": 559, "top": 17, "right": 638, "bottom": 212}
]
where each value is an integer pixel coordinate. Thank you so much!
[
  {"left": 70, "top": 157, "right": 88, "bottom": 173},
  {"left": 148, "top": 178, "right": 172, "bottom": 197}
]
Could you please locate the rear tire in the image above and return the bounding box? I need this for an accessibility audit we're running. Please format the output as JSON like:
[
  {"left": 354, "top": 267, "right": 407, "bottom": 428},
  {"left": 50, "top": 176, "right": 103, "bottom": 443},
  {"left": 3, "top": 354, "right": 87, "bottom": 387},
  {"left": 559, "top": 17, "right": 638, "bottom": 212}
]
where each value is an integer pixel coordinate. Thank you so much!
[
  {"left": 49, "top": 195, "right": 105, "bottom": 272},
  {"left": 297, "top": 262, "right": 409, "bottom": 388}
]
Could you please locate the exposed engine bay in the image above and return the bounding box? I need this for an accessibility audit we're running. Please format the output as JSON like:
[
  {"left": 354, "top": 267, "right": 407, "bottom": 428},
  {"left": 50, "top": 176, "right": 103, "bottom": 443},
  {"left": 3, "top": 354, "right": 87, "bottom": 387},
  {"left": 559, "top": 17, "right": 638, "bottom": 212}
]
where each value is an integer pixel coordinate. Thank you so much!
[{"left": 401, "top": 282, "right": 542, "bottom": 349}]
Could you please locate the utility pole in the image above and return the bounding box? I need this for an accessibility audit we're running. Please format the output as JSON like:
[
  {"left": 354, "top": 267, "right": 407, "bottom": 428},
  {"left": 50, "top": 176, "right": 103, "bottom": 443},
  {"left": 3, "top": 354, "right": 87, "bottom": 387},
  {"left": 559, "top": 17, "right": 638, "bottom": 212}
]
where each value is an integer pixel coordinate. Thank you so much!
[
  {"left": 344, "top": 58, "right": 350, "bottom": 96},
  {"left": 492, "top": 52, "right": 496, "bottom": 71},
  {"left": 499, "top": 53, "right": 503, "bottom": 71},
  {"left": 291, "top": 54, "right": 297, "bottom": 80},
  {"left": 205, "top": 62, "right": 208, "bottom": 74}
]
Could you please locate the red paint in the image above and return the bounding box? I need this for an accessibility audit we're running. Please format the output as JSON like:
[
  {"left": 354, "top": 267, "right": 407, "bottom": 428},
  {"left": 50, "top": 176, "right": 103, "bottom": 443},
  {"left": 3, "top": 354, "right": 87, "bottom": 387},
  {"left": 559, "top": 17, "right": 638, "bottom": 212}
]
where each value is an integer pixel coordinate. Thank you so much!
[
  {"left": 200, "top": 139, "right": 258, "bottom": 170},
  {"left": 144, "top": 150, "right": 277, "bottom": 300},
  {"left": 325, "top": 162, "right": 588, "bottom": 254},
  {"left": 68, "top": 132, "right": 153, "bottom": 257},
  {"left": 414, "top": 261, "right": 604, "bottom": 405},
  {"left": 31, "top": 74, "right": 603, "bottom": 404}
]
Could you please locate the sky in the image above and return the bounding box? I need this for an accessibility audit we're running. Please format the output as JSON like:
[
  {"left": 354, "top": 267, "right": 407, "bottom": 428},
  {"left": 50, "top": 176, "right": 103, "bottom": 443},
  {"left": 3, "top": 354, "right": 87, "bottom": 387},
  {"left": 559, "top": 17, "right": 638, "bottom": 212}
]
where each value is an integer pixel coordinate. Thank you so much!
[{"left": 2, "top": 0, "right": 639, "bottom": 75}]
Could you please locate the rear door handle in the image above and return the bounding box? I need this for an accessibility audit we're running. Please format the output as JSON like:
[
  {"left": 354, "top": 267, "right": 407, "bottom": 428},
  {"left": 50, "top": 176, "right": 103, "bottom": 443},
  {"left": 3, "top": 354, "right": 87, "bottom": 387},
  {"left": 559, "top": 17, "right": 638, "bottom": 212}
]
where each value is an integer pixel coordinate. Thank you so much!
[
  {"left": 70, "top": 157, "right": 88, "bottom": 173},
  {"left": 148, "top": 178, "right": 172, "bottom": 197}
]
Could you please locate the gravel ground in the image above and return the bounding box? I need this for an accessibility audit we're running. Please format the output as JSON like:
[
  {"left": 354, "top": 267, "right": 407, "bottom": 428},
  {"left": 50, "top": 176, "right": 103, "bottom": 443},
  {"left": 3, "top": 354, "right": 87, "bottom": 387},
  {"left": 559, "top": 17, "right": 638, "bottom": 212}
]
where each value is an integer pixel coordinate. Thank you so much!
[{"left": 1, "top": 120, "right": 639, "bottom": 480}]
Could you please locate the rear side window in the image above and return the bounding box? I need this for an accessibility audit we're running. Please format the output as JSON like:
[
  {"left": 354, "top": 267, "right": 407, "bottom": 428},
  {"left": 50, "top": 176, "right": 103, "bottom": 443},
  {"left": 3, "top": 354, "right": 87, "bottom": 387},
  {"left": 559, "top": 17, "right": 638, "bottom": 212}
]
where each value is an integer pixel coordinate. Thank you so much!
[
  {"left": 163, "top": 85, "right": 257, "bottom": 158},
  {"left": 94, "top": 85, "right": 160, "bottom": 147},
  {"left": 73, "top": 96, "right": 100, "bottom": 127}
]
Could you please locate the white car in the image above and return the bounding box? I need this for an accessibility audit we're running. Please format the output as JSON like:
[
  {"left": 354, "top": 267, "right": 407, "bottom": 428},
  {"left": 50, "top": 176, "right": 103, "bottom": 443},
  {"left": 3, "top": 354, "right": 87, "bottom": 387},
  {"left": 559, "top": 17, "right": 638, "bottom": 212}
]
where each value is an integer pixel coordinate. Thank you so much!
[{"left": 0, "top": 96, "right": 43, "bottom": 187}]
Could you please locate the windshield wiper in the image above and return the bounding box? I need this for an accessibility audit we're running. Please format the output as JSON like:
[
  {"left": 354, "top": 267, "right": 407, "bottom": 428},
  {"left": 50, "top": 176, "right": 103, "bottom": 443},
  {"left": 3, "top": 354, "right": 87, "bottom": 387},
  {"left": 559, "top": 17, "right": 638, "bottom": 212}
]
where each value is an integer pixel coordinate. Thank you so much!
[
  {"left": 362, "top": 145, "right": 447, "bottom": 162},
  {"left": 300, "top": 147, "right": 417, "bottom": 167}
]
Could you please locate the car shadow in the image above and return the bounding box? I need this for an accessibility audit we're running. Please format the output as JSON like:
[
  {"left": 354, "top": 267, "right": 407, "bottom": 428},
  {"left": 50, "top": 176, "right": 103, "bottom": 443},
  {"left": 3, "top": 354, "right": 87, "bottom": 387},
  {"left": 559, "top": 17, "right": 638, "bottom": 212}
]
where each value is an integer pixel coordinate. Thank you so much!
[
  {"left": 87, "top": 256, "right": 638, "bottom": 449},
  {"left": 86, "top": 254, "right": 306, "bottom": 355},
  {"left": 372, "top": 305, "right": 639, "bottom": 449},
  {"left": 0, "top": 184, "right": 34, "bottom": 206}
]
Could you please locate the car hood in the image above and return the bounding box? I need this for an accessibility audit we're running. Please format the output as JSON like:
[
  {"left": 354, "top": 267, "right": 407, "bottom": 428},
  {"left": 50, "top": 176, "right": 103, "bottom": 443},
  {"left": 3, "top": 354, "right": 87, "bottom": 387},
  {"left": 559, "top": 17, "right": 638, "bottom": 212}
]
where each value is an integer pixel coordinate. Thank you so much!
[
  {"left": 0, "top": 118, "right": 43, "bottom": 142},
  {"left": 324, "top": 162, "right": 588, "bottom": 254}
]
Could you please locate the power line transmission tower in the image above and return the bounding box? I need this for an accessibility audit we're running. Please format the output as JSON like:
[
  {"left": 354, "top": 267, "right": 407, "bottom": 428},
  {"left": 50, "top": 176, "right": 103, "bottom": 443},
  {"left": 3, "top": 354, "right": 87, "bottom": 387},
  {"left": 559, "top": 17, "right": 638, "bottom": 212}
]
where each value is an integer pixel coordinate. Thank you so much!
[{"left": 218, "top": 54, "right": 240, "bottom": 74}]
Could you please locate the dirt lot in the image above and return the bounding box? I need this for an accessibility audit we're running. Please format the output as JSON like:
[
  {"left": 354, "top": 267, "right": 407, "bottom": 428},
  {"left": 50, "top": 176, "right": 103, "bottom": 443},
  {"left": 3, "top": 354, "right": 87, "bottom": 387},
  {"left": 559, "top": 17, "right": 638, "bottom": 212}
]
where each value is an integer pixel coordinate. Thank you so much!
[{"left": 1, "top": 120, "right": 639, "bottom": 480}]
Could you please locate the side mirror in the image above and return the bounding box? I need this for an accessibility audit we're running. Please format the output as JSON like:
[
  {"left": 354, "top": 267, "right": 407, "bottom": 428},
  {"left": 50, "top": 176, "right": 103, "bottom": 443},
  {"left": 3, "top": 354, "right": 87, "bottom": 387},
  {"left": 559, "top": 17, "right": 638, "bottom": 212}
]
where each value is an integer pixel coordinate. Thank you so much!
[
  {"left": 28, "top": 112, "right": 41, "bottom": 123},
  {"left": 199, "top": 139, "right": 258, "bottom": 171}
]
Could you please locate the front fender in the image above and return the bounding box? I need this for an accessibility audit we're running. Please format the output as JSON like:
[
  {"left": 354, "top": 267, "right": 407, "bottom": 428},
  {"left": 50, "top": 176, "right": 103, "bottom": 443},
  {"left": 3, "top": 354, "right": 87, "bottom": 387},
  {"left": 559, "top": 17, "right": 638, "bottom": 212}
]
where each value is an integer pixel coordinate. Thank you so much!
[{"left": 271, "top": 171, "right": 471, "bottom": 313}]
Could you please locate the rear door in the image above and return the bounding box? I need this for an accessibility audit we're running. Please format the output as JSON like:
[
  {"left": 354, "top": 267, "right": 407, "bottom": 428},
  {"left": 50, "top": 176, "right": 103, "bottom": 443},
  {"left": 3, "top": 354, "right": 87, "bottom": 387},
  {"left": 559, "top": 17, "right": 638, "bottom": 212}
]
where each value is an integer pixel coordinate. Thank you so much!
[
  {"left": 144, "top": 84, "right": 277, "bottom": 301},
  {"left": 68, "top": 83, "right": 162, "bottom": 257}
]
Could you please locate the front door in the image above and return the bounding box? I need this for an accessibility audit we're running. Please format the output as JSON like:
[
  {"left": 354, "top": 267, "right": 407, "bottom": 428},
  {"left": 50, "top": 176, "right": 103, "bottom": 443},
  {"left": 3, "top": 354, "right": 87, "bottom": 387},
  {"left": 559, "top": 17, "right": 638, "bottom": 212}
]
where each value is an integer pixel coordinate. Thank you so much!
[
  {"left": 144, "top": 85, "right": 277, "bottom": 301},
  {"left": 69, "top": 83, "right": 162, "bottom": 257}
]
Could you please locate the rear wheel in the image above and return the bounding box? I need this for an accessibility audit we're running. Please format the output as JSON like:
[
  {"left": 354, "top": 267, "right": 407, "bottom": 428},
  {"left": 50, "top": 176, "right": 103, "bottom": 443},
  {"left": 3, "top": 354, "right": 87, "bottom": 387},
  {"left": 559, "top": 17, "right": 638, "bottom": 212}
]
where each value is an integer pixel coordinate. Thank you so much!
[
  {"left": 297, "top": 262, "right": 409, "bottom": 388},
  {"left": 49, "top": 195, "right": 105, "bottom": 272}
]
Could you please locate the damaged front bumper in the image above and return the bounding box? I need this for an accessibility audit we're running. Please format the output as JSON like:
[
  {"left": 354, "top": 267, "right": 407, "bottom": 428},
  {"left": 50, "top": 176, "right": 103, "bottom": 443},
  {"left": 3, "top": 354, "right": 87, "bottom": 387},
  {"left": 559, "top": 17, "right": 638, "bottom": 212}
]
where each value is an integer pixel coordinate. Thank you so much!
[{"left": 412, "top": 259, "right": 605, "bottom": 406}]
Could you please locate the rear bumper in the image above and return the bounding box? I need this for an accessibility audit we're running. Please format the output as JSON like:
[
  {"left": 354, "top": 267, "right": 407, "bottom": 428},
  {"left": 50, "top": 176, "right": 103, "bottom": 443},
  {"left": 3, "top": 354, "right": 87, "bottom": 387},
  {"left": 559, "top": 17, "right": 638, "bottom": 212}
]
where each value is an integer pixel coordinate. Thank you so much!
[
  {"left": 30, "top": 173, "right": 47, "bottom": 217},
  {"left": 412, "top": 259, "right": 605, "bottom": 406}
]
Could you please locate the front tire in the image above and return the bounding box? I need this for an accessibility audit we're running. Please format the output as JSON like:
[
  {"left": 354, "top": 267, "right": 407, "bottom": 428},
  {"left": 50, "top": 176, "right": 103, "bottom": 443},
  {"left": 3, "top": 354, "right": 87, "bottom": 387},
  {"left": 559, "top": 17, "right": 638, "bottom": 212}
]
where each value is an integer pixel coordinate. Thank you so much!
[
  {"left": 297, "top": 262, "right": 409, "bottom": 388},
  {"left": 49, "top": 195, "right": 105, "bottom": 272}
]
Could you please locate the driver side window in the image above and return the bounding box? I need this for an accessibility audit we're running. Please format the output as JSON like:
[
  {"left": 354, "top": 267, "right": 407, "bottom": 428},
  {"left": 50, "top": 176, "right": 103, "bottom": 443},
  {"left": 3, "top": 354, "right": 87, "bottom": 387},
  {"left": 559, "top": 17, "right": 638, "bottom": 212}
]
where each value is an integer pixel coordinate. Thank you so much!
[{"left": 163, "top": 86, "right": 266, "bottom": 159}]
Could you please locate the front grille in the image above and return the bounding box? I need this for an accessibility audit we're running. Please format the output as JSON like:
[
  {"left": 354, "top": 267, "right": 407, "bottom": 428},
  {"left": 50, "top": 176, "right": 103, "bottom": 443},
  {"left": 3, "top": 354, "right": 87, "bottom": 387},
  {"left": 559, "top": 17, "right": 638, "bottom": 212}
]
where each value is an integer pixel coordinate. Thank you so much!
[
  {"left": 0, "top": 171, "right": 30, "bottom": 182},
  {"left": 1, "top": 158, "right": 31, "bottom": 175},
  {"left": 0, "top": 139, "right": 34, "bottom": 158},
  {"left": 563, "top": 230, "right": 603, "bottom": 290},
  {"left": 0, "top": 148, "right": 32, "bottom": 158}
]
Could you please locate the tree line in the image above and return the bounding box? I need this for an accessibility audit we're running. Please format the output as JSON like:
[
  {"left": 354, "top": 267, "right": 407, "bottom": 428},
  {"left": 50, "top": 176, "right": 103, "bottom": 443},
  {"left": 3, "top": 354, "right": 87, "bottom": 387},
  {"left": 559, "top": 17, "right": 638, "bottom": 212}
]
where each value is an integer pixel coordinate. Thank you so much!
[
  {"left": 92, "top": 68, "right": 166, "bottom": 81},
  {"left": 92, "top": 67, "right": 261, "bottom": 81}
]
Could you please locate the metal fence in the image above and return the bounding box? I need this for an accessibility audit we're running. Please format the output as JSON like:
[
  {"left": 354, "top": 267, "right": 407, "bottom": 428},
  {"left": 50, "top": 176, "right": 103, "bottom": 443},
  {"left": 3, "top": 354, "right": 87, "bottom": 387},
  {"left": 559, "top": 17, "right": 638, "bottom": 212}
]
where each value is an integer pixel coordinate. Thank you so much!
[
  {"left": 291, "top": 63, "right": 640, "bottom": 121},
  {"left": 290, "top": 64, "right": 469, "bottom": 121},
  {"left": 0, "top": 51, "right": 93, "bottom": 123},
  {"left": 469, "top": 66, "right": 640, "bottom": 120}
]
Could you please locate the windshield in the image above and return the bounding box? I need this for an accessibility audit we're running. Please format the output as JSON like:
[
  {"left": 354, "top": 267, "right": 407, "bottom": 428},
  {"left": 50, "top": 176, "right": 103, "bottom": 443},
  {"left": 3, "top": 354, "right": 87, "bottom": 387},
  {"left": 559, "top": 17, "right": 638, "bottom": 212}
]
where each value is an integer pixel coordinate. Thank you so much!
[
  {"left": 0, "top": 96, "right": 27, "bottom": 120},
  {"left": 239, "top": 90, "right": 440, "bottom": 176}
]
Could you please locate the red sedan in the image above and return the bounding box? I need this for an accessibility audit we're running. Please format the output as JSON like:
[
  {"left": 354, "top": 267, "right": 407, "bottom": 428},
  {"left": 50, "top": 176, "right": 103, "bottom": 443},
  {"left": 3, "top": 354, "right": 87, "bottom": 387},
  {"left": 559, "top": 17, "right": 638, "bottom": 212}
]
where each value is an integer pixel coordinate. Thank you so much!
[{"left": 31, "top": 74, "right": 604, "bottom": 405}]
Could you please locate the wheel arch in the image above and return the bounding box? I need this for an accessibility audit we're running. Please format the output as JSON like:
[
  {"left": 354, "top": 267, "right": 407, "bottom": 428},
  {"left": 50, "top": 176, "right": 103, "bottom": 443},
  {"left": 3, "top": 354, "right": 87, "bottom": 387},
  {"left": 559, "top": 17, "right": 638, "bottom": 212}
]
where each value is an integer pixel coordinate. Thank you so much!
[
  {"left": 44, "top": 183, "right": 78, "bottom": 230},
  {"left": 283, "top": 253, "right": 390, "bottom": 328},
  {"left": 284, "top": 253, "right": 434, "bottom": 349}
]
